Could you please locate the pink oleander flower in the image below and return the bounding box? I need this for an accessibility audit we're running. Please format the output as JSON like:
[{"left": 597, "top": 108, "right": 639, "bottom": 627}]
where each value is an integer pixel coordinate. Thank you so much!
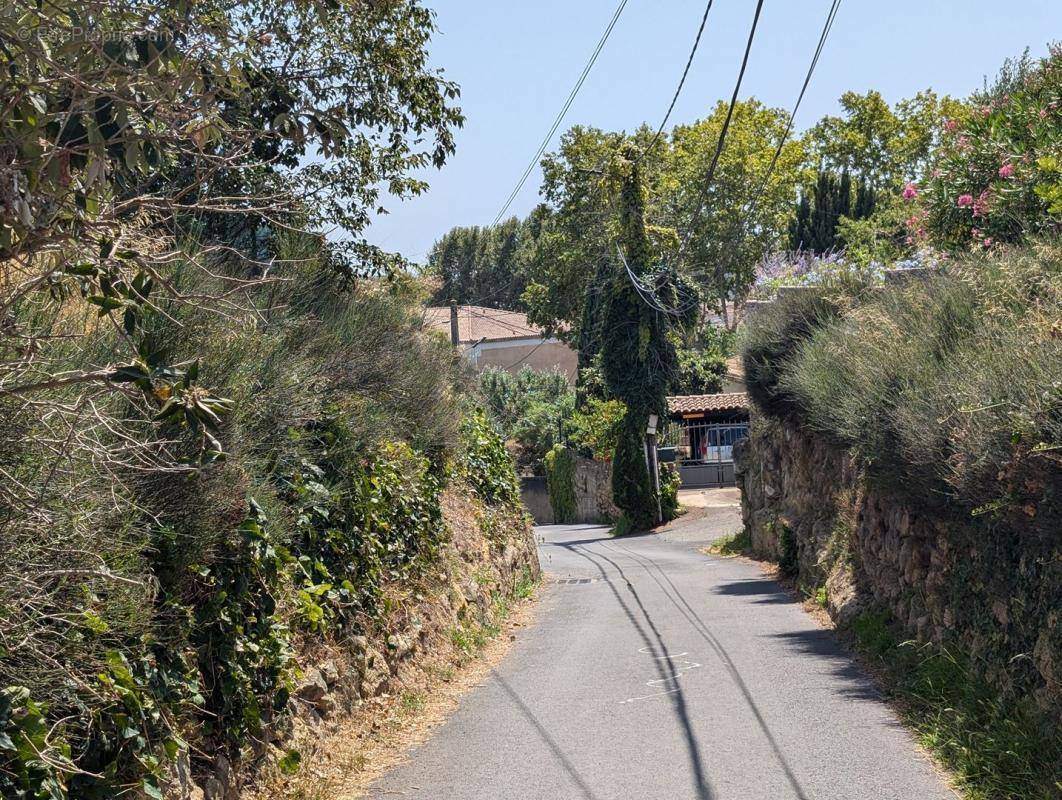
[
  {"left": 944, "top": 119, "right": 958, "bottom": 132},
  {"left": 973, "top": 190, "right": 990, "bottom": 217},
  {"left": 984, "top": 237, "right": 993, "bottom": 247},
  {"left": 957, "top": 194, "right": 974, "bottom": 207},
  {"left": 902, "top": 182, "right": 918, "bottom": 200},
  {"left": 998, "top": 163, "right": 1015, "bottom": 178}
]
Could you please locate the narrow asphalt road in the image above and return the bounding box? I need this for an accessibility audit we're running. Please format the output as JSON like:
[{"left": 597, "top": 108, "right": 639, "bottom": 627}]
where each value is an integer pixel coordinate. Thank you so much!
[{"left": 368, "top": 506, "right": 953, "bottom": 799}]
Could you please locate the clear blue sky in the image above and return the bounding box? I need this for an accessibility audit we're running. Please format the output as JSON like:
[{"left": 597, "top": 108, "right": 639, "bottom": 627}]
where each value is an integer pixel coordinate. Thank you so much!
[{"left": 364, "top": 0, "right": 1060, "bottom": 263}]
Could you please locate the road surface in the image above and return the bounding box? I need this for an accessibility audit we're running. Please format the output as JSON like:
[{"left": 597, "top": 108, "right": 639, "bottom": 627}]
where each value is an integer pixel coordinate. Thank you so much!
[{"left": 368, "top": 505, "right": 953, "bottom": 799}]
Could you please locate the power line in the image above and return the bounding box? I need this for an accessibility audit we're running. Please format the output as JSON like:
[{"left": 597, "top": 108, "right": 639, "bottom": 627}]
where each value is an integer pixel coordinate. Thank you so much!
[
  {"left": 678, "top": 0, "right": 766, "bottom": 256},
  {"left": 628, "top": 0, "right": 842, "bottom": 319},
  {"left": 742, "top": 0, "right": 842, "bottom": 220},
  {"left": 636, "top": 0, "right": 718, "bottom": 162},
  {"left": 490, "top": 0, "right": 630, "bottom": 227}
]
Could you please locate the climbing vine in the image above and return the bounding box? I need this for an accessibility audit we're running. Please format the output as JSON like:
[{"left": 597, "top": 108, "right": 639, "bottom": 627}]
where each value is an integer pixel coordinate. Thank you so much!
[{"left": 544, "top": 445, "right": 577, "bottom": 523}]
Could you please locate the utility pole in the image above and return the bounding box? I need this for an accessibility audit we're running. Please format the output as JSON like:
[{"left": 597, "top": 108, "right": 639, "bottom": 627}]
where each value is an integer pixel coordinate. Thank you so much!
[
  {"left": 646, "top": 414, "right": 662, "bottom": 525},
  {"left": 449, "top": 299, "right": 460, "bottom": 346}
]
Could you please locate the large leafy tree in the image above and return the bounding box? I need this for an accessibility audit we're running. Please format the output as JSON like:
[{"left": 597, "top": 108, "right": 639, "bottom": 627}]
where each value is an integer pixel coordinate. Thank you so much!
[
  {"left": 0, "top": 0, "right": 462, "bottom": 459},
  {"left": 599, "top": 148, "right": 679, "bottom": 529},
  {"left": 426, "top": 216, "right": 528, "bottom": 309},
  {"left": 520, "top": 125, "right": 667, "bottom": 339},
  {"left": 664, "top": 99, "right": 806, "bottom": 327},
  {"left": 806, "top": 89, "right": 960, "bottom": 188}
]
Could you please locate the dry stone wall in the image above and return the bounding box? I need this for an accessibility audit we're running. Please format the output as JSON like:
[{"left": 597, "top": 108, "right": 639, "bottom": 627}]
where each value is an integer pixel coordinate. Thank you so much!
[{"left": 735, "top": 414, "right": 1060, "bottom": 716}]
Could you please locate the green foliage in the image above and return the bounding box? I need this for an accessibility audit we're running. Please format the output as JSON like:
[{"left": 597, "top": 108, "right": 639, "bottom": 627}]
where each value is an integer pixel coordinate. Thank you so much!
[
  {"left": 544, "top": 445, "right": 577, "bottom": 524},
  {"left": 610, "top": 412, "right": 657, "bottom": 532},
  {"left": 707, "top": 529, "right": 751, "bottom": 557},
  {"left": 427, "top": 218, "right": 531, "bottom": 310},
  {"left": 478, "top": 367, "right": 575, "bottom": 473},
  {"left": 600, "top": 151, "right": 678, "bottom": 529},
  {"left": 835, "top": 195, "right": 915, "bottom": 267},
  {"left": 850, "top": 612, "right": 1062, "bottom": 800},
  {"left": 806, "top": 89, "right": 960, "bottom": 187},
  {"left": 0, "top": 237, "right": 527, "bottom": 798},
  {"left": 665, "top": 99, "right": 807, "bottom": 318},
  {"left": 773, "top": 242, "right": 1061, "bottom": 520},
  {"left": 922, "top": 46, "right": 1062, "bottom": 250},
  {"left": 0, "top": 687, "right": 72, "bottom": 800},
  {"left": 659, "top": 463, "right": 681, "bottom": 522},
  {"left": 291, "top": 441, "right": 444, "bottom": 628},
  {"left": 673, "top": 348, "right": 726, "bottom": 395},
  {"left": 789, "top": 170, "right": 877, "bottom": 254},
  {"left": 458, "top": 409, "right": 522, "bottom": 507},
  {"left": 569, "top": 398, "right": 627, "bottom": 461},
  {"left": 777, "top": 524, "right": 799, "bottom": 578},
  {"left": 192, "top": 503, "right": 292, "bottom": 755},
  {"left": 739, "top": 289, "right": 842, "bottom": 421}
]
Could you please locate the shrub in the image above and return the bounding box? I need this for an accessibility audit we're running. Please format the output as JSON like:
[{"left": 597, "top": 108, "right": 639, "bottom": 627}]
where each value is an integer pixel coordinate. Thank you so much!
[
  {"left": 478, "top": 367, "right": 575, "bottom": 473},
  {"left": 544, "top": 445, "right": 577, "bottom": 524},
  {"left": 659, "top": 463, "right": 681, "bottom": 521},
  {"left": 673, "top": 348, "right": 726, "bottom": 395},
  {"left": 850, "top": 611, "right": 1062, "bottom": 800},
  {"left": 0, "top": 239, "right": 526, "bottom": 797},
  {"left": 922, "top": 46, "right": 1062, "bottom": 250},
  {"left": 778, "top": 242, "right": 1061, "bottom": 520},
  {"left": 458, "top": 408, "right": 522, "bottom": 507},
  {"left": 569, "top": 397, "right": 626, "bottom": 461},
  {"left": 739, "top": 289, "right": 843, "bottom": 420}
]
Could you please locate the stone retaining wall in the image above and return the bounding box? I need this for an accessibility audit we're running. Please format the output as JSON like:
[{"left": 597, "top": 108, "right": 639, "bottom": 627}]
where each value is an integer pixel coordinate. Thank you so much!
[{"left": 735, "top": 414, "right": 1060, "bottom": 715}]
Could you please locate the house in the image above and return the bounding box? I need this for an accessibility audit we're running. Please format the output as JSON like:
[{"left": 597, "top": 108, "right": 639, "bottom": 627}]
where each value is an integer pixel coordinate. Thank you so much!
[
  {"left": 424, "top": 304, "right": 578, "bottom": 382},
  {"left": 663, "top": 392, "right": 750, "bottom": 488},
  {"left": 722, "top": 356, "right": 746, "bottom": 393}
]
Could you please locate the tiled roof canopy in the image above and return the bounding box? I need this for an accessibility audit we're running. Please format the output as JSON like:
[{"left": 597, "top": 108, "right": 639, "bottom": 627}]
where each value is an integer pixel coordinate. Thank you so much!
[
  {"left": 424, "top": 305, "right": 554, "bottom": 343},
  {"left": 666, "top": 392, "right": 749, "bottom": 416}
]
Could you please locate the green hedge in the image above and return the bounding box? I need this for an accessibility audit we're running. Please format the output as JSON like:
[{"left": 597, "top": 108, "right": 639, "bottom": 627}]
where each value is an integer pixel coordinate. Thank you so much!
[
  {"left": 544, "top": 444, "right": 577, "bottom": 524},
  {"left": 741, "top": 242, "right": 1061, "bottom": 525}
]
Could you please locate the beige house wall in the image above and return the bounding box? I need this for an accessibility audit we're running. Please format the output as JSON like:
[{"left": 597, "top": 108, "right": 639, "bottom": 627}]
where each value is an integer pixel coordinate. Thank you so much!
[{"left": 468, "top": 338, "right": 578, "bottom": 383}]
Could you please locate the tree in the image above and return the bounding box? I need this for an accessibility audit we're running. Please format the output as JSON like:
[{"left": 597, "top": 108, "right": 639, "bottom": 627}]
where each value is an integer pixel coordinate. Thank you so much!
[
  {"left": 426, "top": 217, "right": 528, "bottom": 309},
  {"left": 519, "top": 125, "right": 668, "bottom": 340},
  {"left": 0, "top": 0, "right": 463, "bottom": 465},
  {"left": 599, "top": 148, "right": 679, "bottom": 529},
  {"left": 664, "top": 100, "right": 806, "bottom": 327},
  {"left": 806, "top": 89, "right": 960, "bottom": 188},
  {"left": 789, "top": 169, "right": 876, "bottom": 254}
]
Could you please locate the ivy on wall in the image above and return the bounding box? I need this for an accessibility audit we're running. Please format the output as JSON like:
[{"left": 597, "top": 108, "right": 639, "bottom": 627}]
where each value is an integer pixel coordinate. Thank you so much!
[{"left": 544, "top": 445, "right": 577, "bottom": 524}]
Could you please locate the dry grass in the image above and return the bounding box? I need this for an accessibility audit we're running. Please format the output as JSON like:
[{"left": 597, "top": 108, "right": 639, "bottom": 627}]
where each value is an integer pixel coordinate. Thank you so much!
[{"left": 249, "top": 587, "right": 539, "bottom": 800}]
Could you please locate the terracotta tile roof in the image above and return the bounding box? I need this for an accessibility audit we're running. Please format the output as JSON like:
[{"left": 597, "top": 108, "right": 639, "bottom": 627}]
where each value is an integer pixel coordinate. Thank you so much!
[
  {"left": 424, "top": 305, "right": 548, "bottom": 343},
  {"left": 667, "top": 392, "right": 750, "bottom": 416}
]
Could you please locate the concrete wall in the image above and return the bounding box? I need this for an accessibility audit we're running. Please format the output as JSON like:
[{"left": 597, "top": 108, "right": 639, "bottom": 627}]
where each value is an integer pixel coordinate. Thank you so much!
[{"left": 521, "top": 457, "right": 619, "bottom": 525}]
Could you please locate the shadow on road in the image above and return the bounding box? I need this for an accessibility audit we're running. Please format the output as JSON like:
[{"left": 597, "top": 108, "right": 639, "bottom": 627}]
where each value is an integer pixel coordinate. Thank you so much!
[
  {"left": 603, "top": 541, "right": 812, "bottom": 800},
  {"left": 767, "top": 629, "right": 884, "bottom": 703},
  {"left": 490, "top": 671, "right": 603, "bottom": 800},
  {"left": 712, "top": 578, "right": 794, "bottom": 604},
  {"left": 560, "top": 540, "right": 716, "bottom": 800}
]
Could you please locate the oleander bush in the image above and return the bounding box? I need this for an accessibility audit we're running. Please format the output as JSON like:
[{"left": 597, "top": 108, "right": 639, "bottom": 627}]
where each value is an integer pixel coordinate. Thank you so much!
[{"left": 921, "top": 45, "right": 1062, "bottom": 250}]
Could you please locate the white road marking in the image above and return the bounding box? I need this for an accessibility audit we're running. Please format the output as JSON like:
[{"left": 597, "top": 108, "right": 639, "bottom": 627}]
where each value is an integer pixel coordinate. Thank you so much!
[{"left": 619, "top": 647, "right": 703, "bottom": 704}]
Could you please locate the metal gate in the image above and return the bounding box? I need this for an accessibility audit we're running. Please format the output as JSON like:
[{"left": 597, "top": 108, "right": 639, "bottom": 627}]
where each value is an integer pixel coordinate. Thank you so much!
[{"left": 661, "top": 420, "right": 749, "bottom": 488}]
